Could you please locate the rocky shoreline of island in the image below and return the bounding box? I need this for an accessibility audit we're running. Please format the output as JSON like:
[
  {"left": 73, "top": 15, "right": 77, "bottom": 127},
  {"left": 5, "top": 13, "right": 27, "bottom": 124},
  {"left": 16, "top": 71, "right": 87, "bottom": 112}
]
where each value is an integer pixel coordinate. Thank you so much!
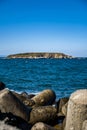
[
  {"left": 0, "top": 82, "right": 87, "bottom": 130},
  {"left": 7, "top": 52, "right": 74, "bottom": 59}
]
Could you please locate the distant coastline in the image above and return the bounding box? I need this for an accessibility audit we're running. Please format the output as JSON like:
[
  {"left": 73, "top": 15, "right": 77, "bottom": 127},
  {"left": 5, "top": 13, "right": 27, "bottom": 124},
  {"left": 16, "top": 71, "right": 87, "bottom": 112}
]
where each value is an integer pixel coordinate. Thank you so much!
[{"left": 7, "top": 52, "right": 73, "bottom": 59}]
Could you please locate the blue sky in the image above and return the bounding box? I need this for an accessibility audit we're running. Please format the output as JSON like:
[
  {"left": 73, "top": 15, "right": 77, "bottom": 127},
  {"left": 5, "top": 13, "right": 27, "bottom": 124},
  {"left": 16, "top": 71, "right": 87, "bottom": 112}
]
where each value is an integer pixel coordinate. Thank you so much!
[{"left": 0, "top": 0, "right": 87, "bottom": 57}]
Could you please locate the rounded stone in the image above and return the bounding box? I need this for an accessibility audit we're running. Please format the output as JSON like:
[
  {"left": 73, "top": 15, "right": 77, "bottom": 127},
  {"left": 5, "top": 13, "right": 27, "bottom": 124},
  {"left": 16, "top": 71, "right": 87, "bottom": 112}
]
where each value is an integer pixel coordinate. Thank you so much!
[
  {"left": 29, "top": 106, "right": 57, "bottom": 125},
  {"left": 31, "top": 89, "right": 56, "bottom": 106},
  {"left": 65, "top": 89, "right": 87, "bottom": 130},
  {"left": 31, "top": 122, "right": 57, "bottom": 130},
  {"left": 70, "top": 89, "right": 87, "bottom": 105}
]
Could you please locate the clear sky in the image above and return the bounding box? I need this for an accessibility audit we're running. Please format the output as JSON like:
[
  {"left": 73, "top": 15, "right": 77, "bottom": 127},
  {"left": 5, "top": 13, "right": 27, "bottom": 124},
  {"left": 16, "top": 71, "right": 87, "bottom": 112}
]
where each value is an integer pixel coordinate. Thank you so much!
[{"left": 0, "top": 0, "right": 87, "bottom": 57}]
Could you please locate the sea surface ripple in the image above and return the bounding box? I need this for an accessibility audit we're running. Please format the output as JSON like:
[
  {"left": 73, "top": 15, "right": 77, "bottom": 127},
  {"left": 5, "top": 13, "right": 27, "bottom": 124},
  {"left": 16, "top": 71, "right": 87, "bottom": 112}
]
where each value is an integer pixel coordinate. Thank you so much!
[{"left": 0, "top": 58, "right": 87, "bottom": 99}]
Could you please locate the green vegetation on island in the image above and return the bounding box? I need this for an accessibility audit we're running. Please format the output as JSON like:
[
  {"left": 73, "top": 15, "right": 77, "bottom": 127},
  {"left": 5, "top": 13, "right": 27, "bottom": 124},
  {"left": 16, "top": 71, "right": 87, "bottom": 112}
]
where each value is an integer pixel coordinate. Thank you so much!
[{"left": 7, "top": 52, "right": 73, "bottom": 59}]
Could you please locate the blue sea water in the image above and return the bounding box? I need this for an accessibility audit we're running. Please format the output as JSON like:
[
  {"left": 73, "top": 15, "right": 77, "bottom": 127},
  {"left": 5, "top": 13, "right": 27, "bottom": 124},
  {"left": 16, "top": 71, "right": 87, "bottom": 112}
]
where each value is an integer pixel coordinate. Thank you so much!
[{"left": 0, "top": 58, "right": 87, "bottom": 99}]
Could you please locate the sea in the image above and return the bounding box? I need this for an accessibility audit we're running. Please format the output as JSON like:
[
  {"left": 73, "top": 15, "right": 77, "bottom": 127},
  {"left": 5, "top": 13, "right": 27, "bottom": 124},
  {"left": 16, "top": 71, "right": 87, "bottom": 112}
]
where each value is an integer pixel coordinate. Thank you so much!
[{"left": 0, "top": 57, "right": 87, "bottom": 100}]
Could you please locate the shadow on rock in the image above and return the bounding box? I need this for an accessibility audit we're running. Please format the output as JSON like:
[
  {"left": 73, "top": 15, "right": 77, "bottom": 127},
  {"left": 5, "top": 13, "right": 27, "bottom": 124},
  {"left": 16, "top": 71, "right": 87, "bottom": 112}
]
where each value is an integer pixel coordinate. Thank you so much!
[{"left": 0, "top": 112, "right": 31, "bottom": 130}]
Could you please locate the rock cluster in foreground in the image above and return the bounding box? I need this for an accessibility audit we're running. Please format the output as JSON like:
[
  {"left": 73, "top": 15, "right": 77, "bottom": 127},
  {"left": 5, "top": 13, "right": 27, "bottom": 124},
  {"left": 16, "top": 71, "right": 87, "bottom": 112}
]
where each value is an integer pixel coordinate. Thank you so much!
[
  {"left": 7, "top": 52, "right": 73, "bottom": 59},
  {"left": 0, "top": 81, "right": 87, "bottom": 130}
]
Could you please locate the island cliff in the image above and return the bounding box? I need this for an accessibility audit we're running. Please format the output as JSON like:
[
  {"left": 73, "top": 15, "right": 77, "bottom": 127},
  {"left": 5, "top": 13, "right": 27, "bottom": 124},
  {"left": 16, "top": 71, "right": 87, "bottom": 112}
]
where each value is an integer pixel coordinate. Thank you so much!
[{"left": 7, "top": 52, "right": 73, "bottom": 59}]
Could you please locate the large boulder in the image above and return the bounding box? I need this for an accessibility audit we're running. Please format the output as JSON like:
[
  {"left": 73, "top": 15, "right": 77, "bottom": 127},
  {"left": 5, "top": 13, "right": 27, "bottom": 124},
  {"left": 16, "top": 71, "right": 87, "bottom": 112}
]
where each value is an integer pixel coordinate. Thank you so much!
[
  {"left": 29, "top": 106, "right": 57, "bottom": 125},
  {"left": 65, "top": 89, "right": 87, "bottom": 130},
  {"left": 0, "top": 89, "right": 31, "bottom": 121},
  {"left": 31, "top": 89, "right": 56, "bottom": 106}
]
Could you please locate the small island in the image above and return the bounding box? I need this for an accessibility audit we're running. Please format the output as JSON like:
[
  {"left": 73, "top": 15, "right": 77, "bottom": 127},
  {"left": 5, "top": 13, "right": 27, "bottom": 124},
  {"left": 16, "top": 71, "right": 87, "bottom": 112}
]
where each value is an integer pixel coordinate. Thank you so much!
[{"left": 7, "top": 52, "right": 73, "bottom": 59}]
